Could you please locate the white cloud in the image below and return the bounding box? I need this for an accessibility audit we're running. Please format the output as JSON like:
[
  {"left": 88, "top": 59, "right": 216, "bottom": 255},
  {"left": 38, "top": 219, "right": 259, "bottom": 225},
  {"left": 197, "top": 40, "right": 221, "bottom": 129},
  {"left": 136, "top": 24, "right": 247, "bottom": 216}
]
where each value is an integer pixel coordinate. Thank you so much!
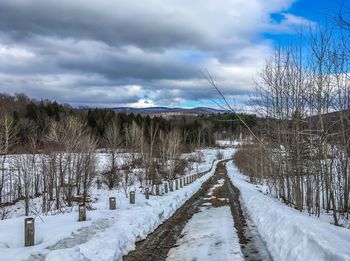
[
  {"left": 0, "top": 0, "right": 310, "bottom": 108},
  {"left": 126, "top": 99, "right": 156, "bottom": 108},
  {"left": 282, "top": 13, "right": 315, "bottom": 27}
]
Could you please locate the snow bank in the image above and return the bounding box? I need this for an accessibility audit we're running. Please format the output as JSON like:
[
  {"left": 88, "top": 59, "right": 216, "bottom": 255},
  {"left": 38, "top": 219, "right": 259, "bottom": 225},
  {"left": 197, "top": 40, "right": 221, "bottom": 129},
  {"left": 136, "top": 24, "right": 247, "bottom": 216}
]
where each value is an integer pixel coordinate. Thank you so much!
[
  {"left": 226, "top": 161, "right": 350, "bottom": 261},
  {"left": 0, "top": 148, "right": 234, "bottom": 261}
]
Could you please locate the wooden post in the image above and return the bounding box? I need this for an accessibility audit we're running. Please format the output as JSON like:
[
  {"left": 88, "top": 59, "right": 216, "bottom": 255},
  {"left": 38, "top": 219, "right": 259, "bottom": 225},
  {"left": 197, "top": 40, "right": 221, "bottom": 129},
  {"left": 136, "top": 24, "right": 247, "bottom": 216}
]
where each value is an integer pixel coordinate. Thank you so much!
[
  {"left": 164, "top": 183, "right": 168, "bottom": 194},
  {"left": 24, "top": 218, "right": 34, "bottom": 247},
  {"left": 78, "top": 204, "right": 86, "bottom": 221},
  {"left": 169, "top": 180, "right": 174, "bottom": 192},
  {"left": 156, "top": 184, "right": 160, "bottom": 196},
  {"left": 175, "top": 179, "right": 179, "bottom": 190},
  {"left": 96, "top": 178, "right": 102, "bottom": 190},
  {"left": 109, "top": 197, "right": 116, "bottom": 210},
  {"left": 42, "top": 192, "right": 47, "bottom": 213},
  {"left": 145, "top": 188, "right": 149, "bottom": 199},
  {"left": 180, "top": 178, "right": 183, "bottom": 188},
  {"left": 130, "top": 191, "right": 135, "bottom": 204}
]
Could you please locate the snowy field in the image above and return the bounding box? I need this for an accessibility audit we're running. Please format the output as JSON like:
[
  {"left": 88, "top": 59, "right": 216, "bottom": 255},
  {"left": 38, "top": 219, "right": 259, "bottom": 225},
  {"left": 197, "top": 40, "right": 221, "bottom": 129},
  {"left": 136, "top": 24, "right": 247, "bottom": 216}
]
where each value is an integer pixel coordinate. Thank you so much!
[
  {"left": 0, "top": 148, "right": 234, "bottom": 261},
  {"left": 227, "top": 161, "right": 350, "bottom": 261},
  {"left": 215, "top": 139, "right": 240, "bottom": 147},
  {"left": 0, "top": 149, "right": 225, "bottom": 219}
]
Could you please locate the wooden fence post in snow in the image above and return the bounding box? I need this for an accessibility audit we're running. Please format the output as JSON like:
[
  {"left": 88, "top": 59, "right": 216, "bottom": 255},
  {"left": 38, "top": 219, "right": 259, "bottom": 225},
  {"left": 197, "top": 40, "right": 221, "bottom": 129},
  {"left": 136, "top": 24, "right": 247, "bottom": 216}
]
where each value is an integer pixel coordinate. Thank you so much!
[
  {"left": 164, "top": 183, "right": 168, "bottom": 194},
  {"left": 24, "top": 218, "right": 34, "bottom": 247},
  {"left": 145, "top": 188, "right": 149, "bottom": 199},
  {"left": 96, "top": 178, "right": 102, "bottom": 190},
  {"left": 78, "top": 204, "right": 86, "bottom": 221},
  {"left": 169, "top": 180, "right": 174, "bottom": 192},
  {"left": 175, "top": 179, "right": 179, "bottom": 190},
  {"left": 130, "top": 191, "right": 135, "bottom": 204},
  {"left": 42, "top": 191, "right": 48, "bottom": 213},
  {"left": 109, "top": 197, "right": 116, "bottom": 210}
]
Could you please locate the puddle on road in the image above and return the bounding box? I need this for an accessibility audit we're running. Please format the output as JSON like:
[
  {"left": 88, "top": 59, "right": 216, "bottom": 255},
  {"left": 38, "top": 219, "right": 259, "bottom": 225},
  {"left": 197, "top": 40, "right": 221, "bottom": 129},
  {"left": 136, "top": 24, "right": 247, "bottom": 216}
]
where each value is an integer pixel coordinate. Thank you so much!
[{"left": 202, "top": 178, "right": 229, "bottom": 208}]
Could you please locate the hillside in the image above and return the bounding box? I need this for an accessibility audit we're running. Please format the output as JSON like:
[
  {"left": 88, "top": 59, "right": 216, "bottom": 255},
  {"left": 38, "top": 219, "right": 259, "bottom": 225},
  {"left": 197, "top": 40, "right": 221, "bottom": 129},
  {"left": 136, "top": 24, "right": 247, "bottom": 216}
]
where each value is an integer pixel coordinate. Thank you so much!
[{"left": 111, "top": 106, "right": 228, "bottom": 117}]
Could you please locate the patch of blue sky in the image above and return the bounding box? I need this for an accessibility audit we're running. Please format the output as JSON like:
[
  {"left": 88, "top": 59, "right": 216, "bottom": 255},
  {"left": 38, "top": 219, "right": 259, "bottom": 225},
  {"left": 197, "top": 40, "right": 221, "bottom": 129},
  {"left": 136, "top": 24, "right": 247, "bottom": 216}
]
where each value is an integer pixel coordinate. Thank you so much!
[
  {"left": 181, "top": 51, "right": 209, "bottom": 63},
  {"left": 265, "top": 0, "right": 344, "bottom": 47}
]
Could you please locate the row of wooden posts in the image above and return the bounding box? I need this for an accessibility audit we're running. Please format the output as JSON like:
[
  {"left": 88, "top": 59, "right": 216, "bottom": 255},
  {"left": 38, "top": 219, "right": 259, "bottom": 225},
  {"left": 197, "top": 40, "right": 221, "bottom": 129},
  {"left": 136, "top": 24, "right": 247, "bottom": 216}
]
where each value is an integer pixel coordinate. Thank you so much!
[{"left": 24, "top": 172, "right": 205, "bottom": 247}]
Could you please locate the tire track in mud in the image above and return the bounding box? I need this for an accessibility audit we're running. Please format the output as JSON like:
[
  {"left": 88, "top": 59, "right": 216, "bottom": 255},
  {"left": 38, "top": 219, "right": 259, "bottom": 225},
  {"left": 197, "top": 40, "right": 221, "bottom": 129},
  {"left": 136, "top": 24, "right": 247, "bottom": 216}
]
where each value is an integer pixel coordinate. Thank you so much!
[
  {"left": 224, "top": 161, "right": 273, "bottom": 261},
  {"left": 123, "top": 160, "right": 272, "bottom": 261}
]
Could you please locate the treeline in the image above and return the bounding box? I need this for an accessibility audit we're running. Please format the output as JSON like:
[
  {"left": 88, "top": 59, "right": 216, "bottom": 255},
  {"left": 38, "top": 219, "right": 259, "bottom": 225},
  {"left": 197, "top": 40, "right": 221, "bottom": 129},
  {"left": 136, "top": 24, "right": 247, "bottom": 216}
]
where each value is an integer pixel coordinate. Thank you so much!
[
  {"left": 0, "top": 93, "right": 256, "bottom": 152},
  {"left": 234, "top": 12, "right": 350, "bottom": 226}
]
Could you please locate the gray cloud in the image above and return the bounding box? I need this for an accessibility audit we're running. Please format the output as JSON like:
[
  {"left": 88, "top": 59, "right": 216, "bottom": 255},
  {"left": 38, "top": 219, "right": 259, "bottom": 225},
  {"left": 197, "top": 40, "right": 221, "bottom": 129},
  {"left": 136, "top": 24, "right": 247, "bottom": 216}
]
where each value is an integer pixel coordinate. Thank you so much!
[{"left": 0, "top": 0, "right": 309, "bottom": 107}]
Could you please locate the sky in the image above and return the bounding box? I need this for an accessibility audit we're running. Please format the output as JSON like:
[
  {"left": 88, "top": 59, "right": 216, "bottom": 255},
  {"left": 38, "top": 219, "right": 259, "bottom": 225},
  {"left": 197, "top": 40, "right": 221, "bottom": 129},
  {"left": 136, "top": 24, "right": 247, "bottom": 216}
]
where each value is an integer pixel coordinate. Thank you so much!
[{"left": 0, "top": 0, "right": 344, "bottom": 109}]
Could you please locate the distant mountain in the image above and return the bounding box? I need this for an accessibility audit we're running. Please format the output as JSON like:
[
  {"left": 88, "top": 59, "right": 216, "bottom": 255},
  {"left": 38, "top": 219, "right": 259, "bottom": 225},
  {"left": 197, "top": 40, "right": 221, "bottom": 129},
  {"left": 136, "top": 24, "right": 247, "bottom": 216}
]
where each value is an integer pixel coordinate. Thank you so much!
[{"left": 111, "top": 106, "right": 229, "bottom": 116}]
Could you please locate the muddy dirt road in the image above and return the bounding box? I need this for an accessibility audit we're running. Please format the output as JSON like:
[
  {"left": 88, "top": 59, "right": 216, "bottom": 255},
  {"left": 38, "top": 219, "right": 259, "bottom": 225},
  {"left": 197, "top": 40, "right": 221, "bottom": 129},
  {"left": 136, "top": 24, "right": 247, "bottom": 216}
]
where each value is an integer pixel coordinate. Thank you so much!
[{"left": 123, "top": 160, "right": 272, "bottom": 261}]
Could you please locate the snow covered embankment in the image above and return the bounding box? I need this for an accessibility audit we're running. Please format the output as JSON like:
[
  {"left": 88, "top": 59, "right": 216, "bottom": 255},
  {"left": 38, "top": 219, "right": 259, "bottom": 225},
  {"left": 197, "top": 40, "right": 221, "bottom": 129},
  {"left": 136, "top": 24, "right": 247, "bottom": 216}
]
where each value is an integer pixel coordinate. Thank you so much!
[
  {"left": 0, "top": 149, "right": 233, "bottom": 261},
  {"left": 226, "top": 161, "right": 350, "bottom": 261}
]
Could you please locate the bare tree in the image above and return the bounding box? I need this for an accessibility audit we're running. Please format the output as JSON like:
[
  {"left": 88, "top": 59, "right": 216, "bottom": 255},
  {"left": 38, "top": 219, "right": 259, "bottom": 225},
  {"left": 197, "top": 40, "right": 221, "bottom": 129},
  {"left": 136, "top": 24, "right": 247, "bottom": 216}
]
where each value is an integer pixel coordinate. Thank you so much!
[
  {"left": 0, "top": 114, "right": 18, "bottom": 204},
  {"left": 103, "top": 119, "right": 123, "bottom": 189},
  {"left": 78, "top": 134, "right": 97, "bottom": 206}
]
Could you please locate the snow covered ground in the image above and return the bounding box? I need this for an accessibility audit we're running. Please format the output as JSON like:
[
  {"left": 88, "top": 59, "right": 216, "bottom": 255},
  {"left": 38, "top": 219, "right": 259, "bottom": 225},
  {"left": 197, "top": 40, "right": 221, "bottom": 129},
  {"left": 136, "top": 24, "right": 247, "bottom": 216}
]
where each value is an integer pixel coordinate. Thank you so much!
[
  {"left": 216, "top": 139, "right": 240, "bottom": 147},
  {"left": 227, "top": 161, "right": 350, "bottom": 261},
  {"left": 167, "top": 178, "right": 243, "bottom": 261},
  {"left": 0, "top": 148, "right": 234, "bottom": 261},
  {"left": 166, "top": 206, "right": 243, "bottom": 261}
]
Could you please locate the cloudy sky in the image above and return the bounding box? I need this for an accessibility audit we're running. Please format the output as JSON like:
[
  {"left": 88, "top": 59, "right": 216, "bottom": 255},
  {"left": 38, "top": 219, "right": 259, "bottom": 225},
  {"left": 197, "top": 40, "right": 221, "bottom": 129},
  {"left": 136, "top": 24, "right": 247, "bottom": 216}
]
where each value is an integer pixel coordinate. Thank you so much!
[{"left": 0, "top": 0, "right": 339, "bottom": 108}]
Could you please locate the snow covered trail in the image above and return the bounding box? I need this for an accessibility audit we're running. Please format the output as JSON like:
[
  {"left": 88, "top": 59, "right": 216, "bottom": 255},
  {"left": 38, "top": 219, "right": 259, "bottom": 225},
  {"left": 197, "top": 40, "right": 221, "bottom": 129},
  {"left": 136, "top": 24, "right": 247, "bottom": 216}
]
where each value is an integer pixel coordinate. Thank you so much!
[
  {"left": 166, "top": 161, "right": 271, "bottom": 261},
  {"left": 167, "top": 206, "right": 242, "bottom": 261},
  {"left": 227, "top": 160, "right": 350, "bottom": 261},
  {"left": 124, "top": 161, "right": 244, "bottom": 261},
  {"left": 166, "top": 176, "right": 244, "bottom": 261},
  {"left": 126, "top": 160, "right": 271, "bottom": 261}
]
